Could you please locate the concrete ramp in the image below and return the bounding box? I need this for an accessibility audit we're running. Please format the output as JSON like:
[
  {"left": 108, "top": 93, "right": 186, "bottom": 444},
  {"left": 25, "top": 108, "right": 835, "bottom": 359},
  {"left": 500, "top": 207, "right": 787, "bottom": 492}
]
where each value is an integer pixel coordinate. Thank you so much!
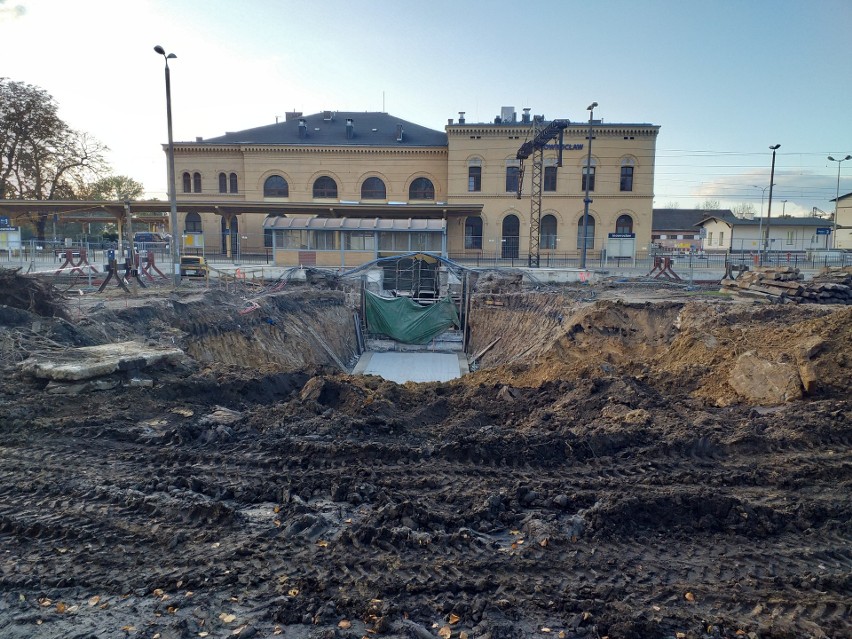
[{"left": 353, "top": 351, "right": 468, "bottom": 384}]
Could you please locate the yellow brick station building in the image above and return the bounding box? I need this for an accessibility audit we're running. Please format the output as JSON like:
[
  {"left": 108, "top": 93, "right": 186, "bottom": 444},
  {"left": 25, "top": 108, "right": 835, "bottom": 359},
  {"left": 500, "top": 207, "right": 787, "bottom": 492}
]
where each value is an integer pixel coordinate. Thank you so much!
[{"left": 169, "top": 107, "right": 659, "bottom": 267}]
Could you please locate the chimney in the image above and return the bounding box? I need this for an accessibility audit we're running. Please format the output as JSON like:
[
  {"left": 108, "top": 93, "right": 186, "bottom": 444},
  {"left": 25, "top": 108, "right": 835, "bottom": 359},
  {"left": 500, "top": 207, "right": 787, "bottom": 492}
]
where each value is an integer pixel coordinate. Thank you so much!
[
  {"left": 346, "top": 118, "right": 354, "bottom": 139},
  {"left": 458, "top": 111, "right": 465, "bottom": 124},
  {"left": 396, "top": 124, "right": 404, "bottom": 142},
  {"left": 285, "top": 111, "right": 303, "bottom": 122},
  {"left": 447, "top": 118, "right": 454, "bottom": 125},
  {"left": 298, "top": 118, "right": 306, "bottom": 139},
  {"left": 322, "top": 110, "right": 333, "bottom": 121},
  {"left": 196, "top": 136, "right": 203, "bottom": 142},
  {"left": 522, "top": 108, "right": 531, "bottom": 123}
]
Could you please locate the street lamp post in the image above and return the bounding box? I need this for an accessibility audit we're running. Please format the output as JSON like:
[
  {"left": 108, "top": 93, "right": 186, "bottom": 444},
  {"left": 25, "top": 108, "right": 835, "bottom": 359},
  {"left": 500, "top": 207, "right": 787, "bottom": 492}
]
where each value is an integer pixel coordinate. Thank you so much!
[
  {"left": 763, "top": 144, "right": 780, "bottom": 263},
  {"left": 828, "top": 154, "right": 851, "bottom": 250},
  {"left": 580, "top": 101, "right": 597, "bottom": 269},
  {"left": 751, "top": 183, "right": 774, "bottom": 255},
  {"left": 154, "top": 45, "right": 181, "bottom": 286}
]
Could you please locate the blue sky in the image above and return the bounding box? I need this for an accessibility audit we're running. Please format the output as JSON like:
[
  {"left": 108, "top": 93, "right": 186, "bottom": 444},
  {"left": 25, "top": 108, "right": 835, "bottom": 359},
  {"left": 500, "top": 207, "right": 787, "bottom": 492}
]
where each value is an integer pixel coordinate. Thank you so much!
[{"left": 2, "top": 0, "right": 850, "bottom": 217}]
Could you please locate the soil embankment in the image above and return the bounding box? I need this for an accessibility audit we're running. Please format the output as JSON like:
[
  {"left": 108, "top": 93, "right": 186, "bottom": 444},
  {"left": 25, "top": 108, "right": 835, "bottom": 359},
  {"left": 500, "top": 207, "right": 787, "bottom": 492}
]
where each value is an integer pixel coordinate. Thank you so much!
[{"left": 0, "top": 275, "right": 850, "bottom": 639}]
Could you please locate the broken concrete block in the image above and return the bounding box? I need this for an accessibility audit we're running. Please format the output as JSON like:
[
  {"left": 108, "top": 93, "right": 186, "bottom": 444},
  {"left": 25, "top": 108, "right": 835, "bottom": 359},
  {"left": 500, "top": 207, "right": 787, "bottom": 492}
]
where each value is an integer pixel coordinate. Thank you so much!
[{"left": 729, "top": 351, "right": 803, "bottom": 404}]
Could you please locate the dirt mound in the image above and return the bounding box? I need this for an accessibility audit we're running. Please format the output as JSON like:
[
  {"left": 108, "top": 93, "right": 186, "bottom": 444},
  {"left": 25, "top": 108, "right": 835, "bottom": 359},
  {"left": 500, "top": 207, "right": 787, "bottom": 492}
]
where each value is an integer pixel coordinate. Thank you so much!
[{"left": 468, "top": 296, "right": 851, "bottom": 406}]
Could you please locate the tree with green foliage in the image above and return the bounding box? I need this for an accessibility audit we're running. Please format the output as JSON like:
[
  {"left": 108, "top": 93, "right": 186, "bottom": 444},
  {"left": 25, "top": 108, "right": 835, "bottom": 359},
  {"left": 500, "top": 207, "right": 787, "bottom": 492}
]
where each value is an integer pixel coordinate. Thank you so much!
[
  {"left": 0, "top": 78, "right": 108, "bottom": 240},
  {"left": 78, "top": 175, "right": 145, "bottom": 201}
]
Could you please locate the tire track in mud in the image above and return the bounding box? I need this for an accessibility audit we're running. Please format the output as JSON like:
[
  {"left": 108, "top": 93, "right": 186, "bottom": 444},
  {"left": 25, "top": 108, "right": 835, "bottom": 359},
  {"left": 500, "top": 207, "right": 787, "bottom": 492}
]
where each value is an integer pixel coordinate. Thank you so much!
[{"left": 0, "top": 381, "right": 850, "bottom": 638}]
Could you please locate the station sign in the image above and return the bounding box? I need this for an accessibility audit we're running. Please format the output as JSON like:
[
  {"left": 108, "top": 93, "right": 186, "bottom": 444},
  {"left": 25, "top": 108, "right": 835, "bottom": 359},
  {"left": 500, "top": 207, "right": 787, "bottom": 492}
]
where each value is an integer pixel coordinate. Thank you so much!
[
  {"left": 816, "top": 227, "right": 832, "bottom": 235},
  {"left": 608, "top": 232, "right": 636, "bottom": 239},
  {"left": 0, "top": 217, "right": 8, "bottom": 226}
]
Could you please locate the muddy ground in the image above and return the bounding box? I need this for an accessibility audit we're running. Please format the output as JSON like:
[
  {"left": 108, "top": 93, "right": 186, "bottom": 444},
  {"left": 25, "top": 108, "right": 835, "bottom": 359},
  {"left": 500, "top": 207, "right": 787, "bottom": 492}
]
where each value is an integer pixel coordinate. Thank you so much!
[{"left": 0, "top": 271, "right": 850, "bottom": 639}]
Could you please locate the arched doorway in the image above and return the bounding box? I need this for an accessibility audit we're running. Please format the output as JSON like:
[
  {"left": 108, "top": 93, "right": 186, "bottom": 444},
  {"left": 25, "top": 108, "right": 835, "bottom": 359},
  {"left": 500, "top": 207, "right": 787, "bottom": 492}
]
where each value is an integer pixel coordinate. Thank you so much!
[
  {"left": 502, "top": 214, "right": 520, "bottom": 259},
  {"left": 221, "top": 216, "right": 239, "bottom": 256}
]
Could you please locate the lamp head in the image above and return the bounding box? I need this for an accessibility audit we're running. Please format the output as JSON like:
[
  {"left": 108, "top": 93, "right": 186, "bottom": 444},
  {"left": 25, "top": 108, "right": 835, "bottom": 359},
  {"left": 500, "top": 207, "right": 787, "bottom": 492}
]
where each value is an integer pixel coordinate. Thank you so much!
[
  {"left": 154, "top": 45, "right": 165, "bottom": 55},
  {"left": 587, "top": 102, "right": 598, "bottom": 111},
  {"left": 167, "top": 53, "right": 176, "bottom": 59},
  {"left": 770, "top": 144, "right": 780, "bottom": 150},
  {"left": 846, "top": 155, "right": 852, "bottom": 161}
]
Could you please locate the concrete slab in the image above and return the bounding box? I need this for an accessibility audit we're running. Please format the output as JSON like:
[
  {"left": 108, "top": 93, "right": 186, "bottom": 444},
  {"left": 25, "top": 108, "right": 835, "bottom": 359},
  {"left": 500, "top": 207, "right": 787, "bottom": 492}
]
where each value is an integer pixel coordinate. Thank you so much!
[
  {"left": 354, "top": 351, "right": 466, "bottom": 384},
  {"left": 19, "top": 341, "right": 185, "bottom": 381}
]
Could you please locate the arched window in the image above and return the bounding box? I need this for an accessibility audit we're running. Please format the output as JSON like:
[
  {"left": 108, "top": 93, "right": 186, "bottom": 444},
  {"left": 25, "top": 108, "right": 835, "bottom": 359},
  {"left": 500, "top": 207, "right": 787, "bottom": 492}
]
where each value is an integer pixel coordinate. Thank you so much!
[
  {"left": 409, "top": 177, "right": 434, "bottom": 200},
  {"left": 616, "top": 214, "right": 634, "bottom": 234},
  {"left": 229, "top": 172, "right": 238, "bottom": 194},
  {"left": 313, "top": 176, "right": 338, "bottom": 198},
  {"left": 464, "top": 216, "right": 483, "bottom": 249},
  {"left": 620, "top": 158, "right": 635, "bottom": 192},
  {"left": 218, "top": 172, "right": 227, "bottom": 194},
  {"left": 582, "top": 158, "right": 596, "bottom": 192},
  {"left": 193, "top": 172, "right": 202, "bottom": 193},
  {"left": 502, "top": 214, "right": 520, "bottom": 259},
  {"left": 361, "top": 177, "right": 386, "bottom": 200},
  {"left": 541, "top": 214, "right": 558, "bottom": 249},
  {"left": 184, "top": 211, "right": 202, "bottom": 233},
  {"left": 263, "top": 175, "right": 289, "bottom": 197},
  {"left": 577, "top": 216, "right": 595, "bottom": 250},
  {"left": 182, "top": 172, "right": 191, "bottom": 193}
]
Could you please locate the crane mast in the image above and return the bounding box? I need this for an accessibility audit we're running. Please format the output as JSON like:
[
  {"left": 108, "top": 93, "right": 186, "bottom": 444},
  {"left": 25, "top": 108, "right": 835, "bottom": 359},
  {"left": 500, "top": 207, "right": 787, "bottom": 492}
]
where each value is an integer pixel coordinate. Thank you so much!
[{"left": 516, "top": 117, "right": 569, "bottom": 267}]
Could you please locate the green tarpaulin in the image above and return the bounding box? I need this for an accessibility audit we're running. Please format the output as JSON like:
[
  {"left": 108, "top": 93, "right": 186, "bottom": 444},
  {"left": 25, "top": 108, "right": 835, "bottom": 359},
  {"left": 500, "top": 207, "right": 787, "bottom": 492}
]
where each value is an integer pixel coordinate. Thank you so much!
[{"left": 365, "top": 290, "right": 460, "bottom": 345}]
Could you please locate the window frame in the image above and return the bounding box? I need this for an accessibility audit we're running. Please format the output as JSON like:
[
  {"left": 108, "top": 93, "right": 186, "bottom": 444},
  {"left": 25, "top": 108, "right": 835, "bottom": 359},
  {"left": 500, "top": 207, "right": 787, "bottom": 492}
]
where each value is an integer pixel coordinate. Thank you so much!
[
  {"left": 505, "top": 166, "right": 520, "bottom": 193},
  {"left": 263, "top": 175, "right": 289, "bottom": 198},
  {"left": 464, "top": 216, "right": 483, "bottom": 249},
  {"left": 361, "top": 177, "right": 387, "bottom": 200},
  {"left": 468, "top": 165, "right": 482, "bottom": 192},
  {"left": 409, "top": 177, "right": 435, "bottom": 200},
  {"left": 543, "top": 166, "right": 557, "bottom": 192},
  {"left": 313, "top": 176, "right": 338, "bottom": 199},
  {"left": 540, "top": 214, "right": 558, "bottom": 249},
  {"left": 615, "top": 214, "right": 634, "bottom": 234}
]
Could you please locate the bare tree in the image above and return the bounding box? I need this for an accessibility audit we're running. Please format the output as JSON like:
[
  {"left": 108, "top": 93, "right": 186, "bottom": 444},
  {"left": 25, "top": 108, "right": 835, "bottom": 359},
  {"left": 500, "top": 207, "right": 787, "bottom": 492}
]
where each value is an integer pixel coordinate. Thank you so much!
[
  {"left": 1, "top": 78, "right": 108, "bottom": 240},
  {"left": 732, "top": 203, "right": 756, "bottom": 219},
  {"left": 698, "top": 199, "right": 721, "bottom": 211}
]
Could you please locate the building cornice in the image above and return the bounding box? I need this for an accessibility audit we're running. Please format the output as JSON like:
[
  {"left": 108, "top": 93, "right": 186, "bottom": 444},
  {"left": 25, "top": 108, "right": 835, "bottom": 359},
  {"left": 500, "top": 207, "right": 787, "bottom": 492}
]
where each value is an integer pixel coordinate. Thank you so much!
[{"left": 170, "top": 144, "right": 447, "bottom": 156}]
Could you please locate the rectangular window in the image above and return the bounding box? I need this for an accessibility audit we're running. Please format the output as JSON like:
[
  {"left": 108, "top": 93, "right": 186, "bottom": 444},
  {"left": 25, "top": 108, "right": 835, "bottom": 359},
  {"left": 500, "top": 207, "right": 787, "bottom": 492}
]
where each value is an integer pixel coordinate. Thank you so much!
[
  {"left": 620, "top": 166, "right": 634, "bottom": 191},
  {"left": 468, "top": 166, "right": 481, "bottom": 192},
  {"left": 378, "top": 232, "right": 408, "bottom": 252},
  {"left": 707, "top": 231, "right": 713, "bottom": 245},
  {"left": 786, "top": 231, "right": 794, "bottom": 245},
  {"left": 345, "top": 231, "right": 375, "bottom": 251},
  {"left": 313, "top": 230, "right": 335, "bottom": 250},
  {"left": 543, "top": 166, "right": 557, "bottom": 192},
  {"left": 264, "top": 228, "right": 273, "bottom": 248},
  {"left": 582, "top": 166, "right": 595, "bottom": 192},
  {"left": 410, "top": 232, "right": 441, "bottom": 252},
  {"left": 280, "top": 230, "right": 309, "bottom": 249},
  {"left": 719, "top": 231, "right": 725, "bottom": 246},
  {"left": 505, "top": 166, "right": 519, "bottom": 193}
]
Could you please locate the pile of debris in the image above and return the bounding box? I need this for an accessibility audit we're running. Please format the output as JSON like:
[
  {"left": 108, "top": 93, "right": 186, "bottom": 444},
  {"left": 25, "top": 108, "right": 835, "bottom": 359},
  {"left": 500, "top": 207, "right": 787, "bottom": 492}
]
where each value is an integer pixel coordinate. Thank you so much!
[
  {"left": 0, "top": 266, "right": 70, "bottom": 319},
  {"left": 721, "top": 265, "right": 851, "bottom": 304}
]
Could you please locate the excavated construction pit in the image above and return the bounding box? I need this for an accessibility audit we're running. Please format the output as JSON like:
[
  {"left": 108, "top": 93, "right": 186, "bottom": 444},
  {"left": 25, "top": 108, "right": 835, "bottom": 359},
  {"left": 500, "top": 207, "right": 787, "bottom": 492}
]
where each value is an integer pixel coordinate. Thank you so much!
[{"left": 0, "top": 276, "right": 850, "bottom": 639}]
